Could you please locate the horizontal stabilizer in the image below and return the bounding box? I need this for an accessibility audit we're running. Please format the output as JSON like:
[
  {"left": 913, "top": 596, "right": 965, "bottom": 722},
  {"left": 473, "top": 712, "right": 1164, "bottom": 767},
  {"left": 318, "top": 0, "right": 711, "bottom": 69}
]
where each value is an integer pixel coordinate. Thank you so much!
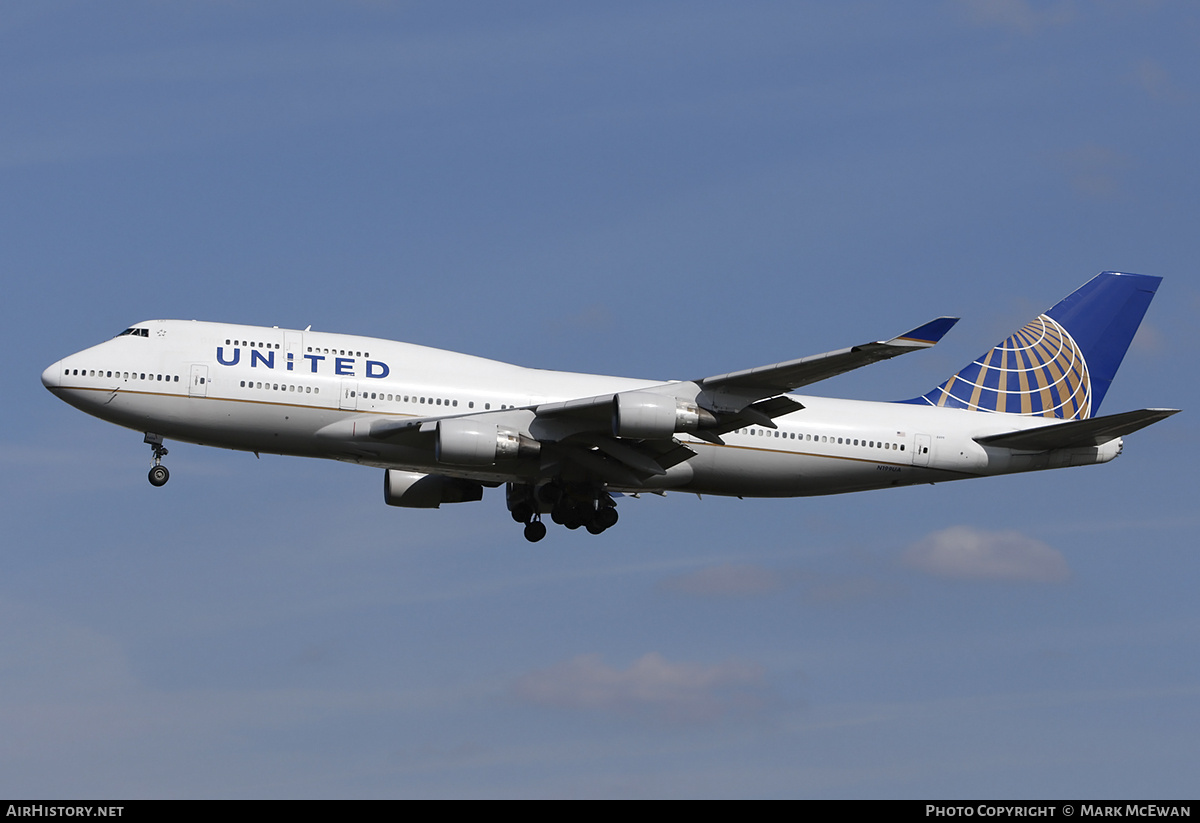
[{"left": 975, "top": 408, "right": 1179, "bottom": 451}]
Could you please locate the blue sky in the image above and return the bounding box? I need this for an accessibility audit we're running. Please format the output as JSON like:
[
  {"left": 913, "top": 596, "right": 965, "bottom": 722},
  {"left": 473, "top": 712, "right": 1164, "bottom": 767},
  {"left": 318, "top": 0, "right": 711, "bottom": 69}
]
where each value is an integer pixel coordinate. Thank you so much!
[{"left": 3, "top": 1, "right": 1198, "bottom": 798}]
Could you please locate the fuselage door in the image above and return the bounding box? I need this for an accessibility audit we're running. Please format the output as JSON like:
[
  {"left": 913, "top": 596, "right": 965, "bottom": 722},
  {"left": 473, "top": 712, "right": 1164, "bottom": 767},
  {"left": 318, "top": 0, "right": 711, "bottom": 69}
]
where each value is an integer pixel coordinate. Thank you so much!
[
  {"left": 340, "top": 380, "right": 358, "bottom": 411},
  {"left": 912, "top": 433, "right": 931, "bottom": 466},
  {"left": 189, "top": 364, "right": 209, "bottom": 398},
  {"left": 285, "top": 331, "right": 303, "bottom": 371}
]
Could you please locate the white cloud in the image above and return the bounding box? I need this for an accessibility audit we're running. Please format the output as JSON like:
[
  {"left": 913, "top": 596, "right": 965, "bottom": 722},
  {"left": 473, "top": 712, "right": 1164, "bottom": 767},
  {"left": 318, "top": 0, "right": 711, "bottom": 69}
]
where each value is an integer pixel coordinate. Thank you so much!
[
  {"left": 512, "top": 652, "right": 767, "bottom": 723},
  {"left": 957, "top": 0, "right": 1076, "bottom": 34},
  {"left": 1131, "top": 59, "right": 1188, "bottom": 103},
  {"left": 902, "top": 525, "right": 1071, "bottom": 582},
  {"left": 659, "top": 563, "right": 785, "bottom": 597},
  {"left": 1058, "top": 143, "right": 1131, "bottom": 200},
  {"left": 1131, "top": 320, "right": 1165, "bottom": 355}
]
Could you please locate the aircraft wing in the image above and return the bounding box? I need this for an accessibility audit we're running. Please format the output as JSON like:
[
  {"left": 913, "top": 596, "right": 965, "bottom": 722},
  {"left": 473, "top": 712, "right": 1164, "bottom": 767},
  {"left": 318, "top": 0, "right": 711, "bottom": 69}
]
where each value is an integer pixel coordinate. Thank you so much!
[
  {"left": 369, "top": 415, "right": 451, "bottom": 439},
  {"left": 975, "top": 408, "right": 1180, "bottom": 450},
  {"left": 365, "top": 405, "right": 695, "bottom": 484},
  {"left": 691, "top": 316, "right": 960, "bottom": 419},
  {"left": 372, "top": 315, "right": 959, "bottom": 449},
  {"left": 364, "top": 316, "right": 960, "bottom": 482},
  {"left": 697, "top": 317, "right": 959, "bottom": 399}
]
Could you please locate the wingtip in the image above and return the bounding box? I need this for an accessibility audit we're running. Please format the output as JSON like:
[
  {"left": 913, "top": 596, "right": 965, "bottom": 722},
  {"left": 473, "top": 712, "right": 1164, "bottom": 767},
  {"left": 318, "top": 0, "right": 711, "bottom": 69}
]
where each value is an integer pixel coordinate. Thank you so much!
[{"left": 891, "top": 316, "right": 960, "bottom": 347}]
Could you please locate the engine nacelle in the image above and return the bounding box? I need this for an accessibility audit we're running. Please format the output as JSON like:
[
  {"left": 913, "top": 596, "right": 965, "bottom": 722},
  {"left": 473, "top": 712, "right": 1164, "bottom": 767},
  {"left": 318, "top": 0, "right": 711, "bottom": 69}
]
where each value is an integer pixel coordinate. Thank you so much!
[
  {"left": 383, "top": 469, "right": 484, "bottom": 508},
  {"left": 611, "top": 392, "right": 715, "bottom": 439},
  {"left": 436, "top": 417, "right": 539, "bottom": 465}
]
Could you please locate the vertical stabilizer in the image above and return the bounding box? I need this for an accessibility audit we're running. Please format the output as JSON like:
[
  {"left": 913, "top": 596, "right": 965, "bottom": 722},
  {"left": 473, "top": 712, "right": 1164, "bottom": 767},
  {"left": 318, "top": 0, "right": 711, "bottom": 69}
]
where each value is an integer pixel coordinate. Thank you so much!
[{"left": 900, "top": 272, "right": 1160, "bottom": 419}]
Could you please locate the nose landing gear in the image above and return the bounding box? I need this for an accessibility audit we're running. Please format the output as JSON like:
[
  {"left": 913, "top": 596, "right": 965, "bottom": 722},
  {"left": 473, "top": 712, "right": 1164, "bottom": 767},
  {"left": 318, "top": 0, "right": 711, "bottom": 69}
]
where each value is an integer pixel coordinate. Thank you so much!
[
  {"left": 523, "top": 519, "right": 547, "bottom": 542},
  {"left": 144, "top": 433, "right": 170, "bottom": 487}
]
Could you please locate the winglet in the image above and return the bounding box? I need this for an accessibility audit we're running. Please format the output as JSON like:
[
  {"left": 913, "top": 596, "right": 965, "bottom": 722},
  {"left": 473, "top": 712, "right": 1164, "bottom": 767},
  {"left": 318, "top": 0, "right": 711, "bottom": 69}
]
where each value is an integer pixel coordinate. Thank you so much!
[{"left": 888, "top": 317, "right": 959, "bottom": 348}]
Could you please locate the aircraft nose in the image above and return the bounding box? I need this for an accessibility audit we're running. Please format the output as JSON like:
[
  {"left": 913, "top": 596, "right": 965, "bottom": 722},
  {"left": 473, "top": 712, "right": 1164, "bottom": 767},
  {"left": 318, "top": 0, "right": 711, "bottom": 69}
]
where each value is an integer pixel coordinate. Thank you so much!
[{"left": 41, "top": 361, "right": 62, "bottom": 390}]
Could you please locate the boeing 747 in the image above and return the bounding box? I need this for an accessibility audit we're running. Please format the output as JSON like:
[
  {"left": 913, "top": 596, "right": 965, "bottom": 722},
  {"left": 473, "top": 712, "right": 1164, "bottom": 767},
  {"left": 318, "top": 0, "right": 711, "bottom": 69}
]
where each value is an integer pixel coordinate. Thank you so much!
[{"left": 42, "top": 271, "right": 1177, "bottom": 541}]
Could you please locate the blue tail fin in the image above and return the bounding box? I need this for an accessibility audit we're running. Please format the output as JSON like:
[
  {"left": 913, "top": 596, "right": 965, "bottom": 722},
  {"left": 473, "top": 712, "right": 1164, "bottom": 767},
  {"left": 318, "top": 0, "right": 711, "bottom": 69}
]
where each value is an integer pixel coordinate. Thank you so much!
[{"left": 900, "top": 272, "right": 1161, "bottom": 419}]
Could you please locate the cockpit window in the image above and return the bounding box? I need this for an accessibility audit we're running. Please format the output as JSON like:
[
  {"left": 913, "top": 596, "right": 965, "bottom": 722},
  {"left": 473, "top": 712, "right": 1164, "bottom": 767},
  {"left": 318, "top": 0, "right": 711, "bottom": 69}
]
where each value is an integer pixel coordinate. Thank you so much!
[{"left": 116, "top": 328, "right": 149, "bottom": 338}]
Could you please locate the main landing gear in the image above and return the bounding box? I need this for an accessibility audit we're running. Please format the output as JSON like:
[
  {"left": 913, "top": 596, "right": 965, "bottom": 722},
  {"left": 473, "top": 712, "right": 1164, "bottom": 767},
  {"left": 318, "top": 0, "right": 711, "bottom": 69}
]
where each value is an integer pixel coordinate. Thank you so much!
[
  {"left": 144, "top": 433, "right": 170, "bottom": 487},
  {"left": 507, "top": 482, "right": 619, "bottom": 542}
]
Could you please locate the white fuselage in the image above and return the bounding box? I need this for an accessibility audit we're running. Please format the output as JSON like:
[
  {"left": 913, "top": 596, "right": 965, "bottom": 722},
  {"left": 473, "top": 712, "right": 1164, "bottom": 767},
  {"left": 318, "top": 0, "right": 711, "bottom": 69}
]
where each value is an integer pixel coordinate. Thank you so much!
[{"left": 41, "top": 319, "right": 1121, "bottom": 497}]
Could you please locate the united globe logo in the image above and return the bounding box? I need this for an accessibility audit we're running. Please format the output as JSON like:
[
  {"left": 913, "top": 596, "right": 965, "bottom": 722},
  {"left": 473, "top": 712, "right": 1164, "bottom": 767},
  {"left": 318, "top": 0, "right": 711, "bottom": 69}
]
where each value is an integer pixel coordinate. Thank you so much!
[{"left": 929, "top": 314, "right": 1092, "bottom": 419}]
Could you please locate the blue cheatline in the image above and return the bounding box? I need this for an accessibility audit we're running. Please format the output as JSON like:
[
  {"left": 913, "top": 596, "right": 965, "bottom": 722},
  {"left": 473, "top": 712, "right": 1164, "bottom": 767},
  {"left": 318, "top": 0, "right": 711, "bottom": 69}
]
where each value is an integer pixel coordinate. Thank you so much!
[{"left": 898, "top": 271, "right": 1161, "bottom": 419}]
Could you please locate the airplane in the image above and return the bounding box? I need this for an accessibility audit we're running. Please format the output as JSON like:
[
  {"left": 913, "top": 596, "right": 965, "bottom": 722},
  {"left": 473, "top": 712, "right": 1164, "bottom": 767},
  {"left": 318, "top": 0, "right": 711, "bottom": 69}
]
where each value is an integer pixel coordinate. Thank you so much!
[{"left": 41, "top": 271, "right": 1178, "bottom": 542}]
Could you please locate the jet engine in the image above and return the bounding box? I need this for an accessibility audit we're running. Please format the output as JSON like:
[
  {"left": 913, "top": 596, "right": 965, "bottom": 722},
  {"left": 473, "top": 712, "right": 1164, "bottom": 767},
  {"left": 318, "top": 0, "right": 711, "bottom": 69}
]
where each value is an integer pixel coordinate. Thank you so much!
[
  {"left": 435, "top": 417, "right": 540, "bottom": 465},
  {"left": 383, "top": 469, "right": 484, "bottom": 508},
  {"left": 611, "top": 392, "right": 716, "bottom": 439}
]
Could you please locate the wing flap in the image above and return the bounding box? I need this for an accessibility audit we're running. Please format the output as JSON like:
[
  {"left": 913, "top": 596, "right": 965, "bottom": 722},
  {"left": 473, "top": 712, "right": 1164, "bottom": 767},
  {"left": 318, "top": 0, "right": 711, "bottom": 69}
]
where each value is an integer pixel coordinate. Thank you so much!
[
  {"left": 535, "top": 393, "right": 615, "bottom": 419},
  {"left": 975, "top": 408, "right": 1179, "bottom": 450}
]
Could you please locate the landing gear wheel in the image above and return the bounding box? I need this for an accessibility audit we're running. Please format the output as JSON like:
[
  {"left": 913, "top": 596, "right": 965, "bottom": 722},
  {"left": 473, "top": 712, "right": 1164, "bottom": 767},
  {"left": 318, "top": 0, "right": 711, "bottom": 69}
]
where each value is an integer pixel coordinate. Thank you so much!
[
  {"left": 585, "top": 507, "right": 618, "bottom": 534},
  {"left": 511, "top": 501, "right": 534, "bottom": 524},
  {"left": 596, "top": 507, "right": 618, "bottom": 530},
  {"left": 144, "top": 433, "right": 170, "bottom": 487},
  {"left": 523, "top": 520, "right": 547, "bottom": 543}
]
